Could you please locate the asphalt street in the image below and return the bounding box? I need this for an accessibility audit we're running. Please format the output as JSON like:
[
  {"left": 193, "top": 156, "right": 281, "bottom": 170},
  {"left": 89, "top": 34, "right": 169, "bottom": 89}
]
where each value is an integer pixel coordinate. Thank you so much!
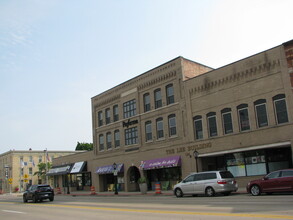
[{"left": 1, "top": 192, "right": 293, "bottom": 220}]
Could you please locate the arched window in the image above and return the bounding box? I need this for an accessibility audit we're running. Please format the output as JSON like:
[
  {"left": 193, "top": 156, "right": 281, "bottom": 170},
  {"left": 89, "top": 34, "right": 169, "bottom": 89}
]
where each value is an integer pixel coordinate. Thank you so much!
[
  {"left": 156, "top": 117, "right": 164, "bottom": 139},
  {"left": 145, "top": 121, "right": 152, "bottom": 142},
  {"left": 168, "top": 114, "right": 177, "bottom": 136},
  {"left": 154, "top": 89, "right": 162, "bottom": 109},
  {"left": 166, "top": 84, "right": 175, "bottom": 105},
  {"left": 273, "top": 94, "right": 289, "bottom": 124},
  {"left": 193, "top": 115, "right": 203, "bottom": 140},
  {"left": 143, "top": 93, "right": 151, "bottom": 112}
]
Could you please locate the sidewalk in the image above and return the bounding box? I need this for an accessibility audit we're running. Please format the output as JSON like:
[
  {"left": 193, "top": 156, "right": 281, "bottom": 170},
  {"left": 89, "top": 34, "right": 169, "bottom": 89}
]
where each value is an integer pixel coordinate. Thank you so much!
[{"left": 60, "top": 187, "right": 247, "bottom": 197}]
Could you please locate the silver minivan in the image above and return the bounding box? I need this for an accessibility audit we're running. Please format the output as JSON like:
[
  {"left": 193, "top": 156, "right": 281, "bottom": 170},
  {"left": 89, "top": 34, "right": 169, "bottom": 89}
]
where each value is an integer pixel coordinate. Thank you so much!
[{"left": 173, "top": 170, "right": 238, "bottom": 197}]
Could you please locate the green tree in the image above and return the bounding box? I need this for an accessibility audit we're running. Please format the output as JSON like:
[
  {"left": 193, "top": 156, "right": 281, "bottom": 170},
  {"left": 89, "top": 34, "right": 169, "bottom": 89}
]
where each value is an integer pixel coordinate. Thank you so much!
[
  {"left": 33, "top": 162, "right": 52, "bottom": 184},
  {"left": 75, "top": 142, "right": 93, "bottom": 151}
]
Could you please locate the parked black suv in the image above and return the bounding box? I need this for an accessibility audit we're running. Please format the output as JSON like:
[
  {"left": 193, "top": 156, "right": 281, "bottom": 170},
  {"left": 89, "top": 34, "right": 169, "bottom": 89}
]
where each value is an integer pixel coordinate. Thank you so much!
[{"left": 23, "top": 184, "right": 54, "bottom": 203}]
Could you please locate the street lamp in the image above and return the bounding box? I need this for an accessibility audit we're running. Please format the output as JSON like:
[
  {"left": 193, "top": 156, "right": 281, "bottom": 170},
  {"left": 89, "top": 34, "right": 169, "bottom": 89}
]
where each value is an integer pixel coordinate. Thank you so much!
[
  {"left": 113, "top": 163, "right": 118, "bottom": 195},
  {"left": 193, "top": 151, "right": 199, "bottom": 173}
]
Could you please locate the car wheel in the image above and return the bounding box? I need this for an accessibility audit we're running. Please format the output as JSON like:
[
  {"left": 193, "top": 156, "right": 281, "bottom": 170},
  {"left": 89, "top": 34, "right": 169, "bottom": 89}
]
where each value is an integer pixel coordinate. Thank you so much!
[
  {"left": 175, "top": 188, "right": 183, "bottom": 197},
  {"left": 23, "top": 195, "right": 28, "bottom": 203},
  {"left": 32, "top": 196, "right": 38, "bottom": 203},
  {"left": 205, "top": 187, "right": 215, "bottom": 197},
  {"left": 250, "top": 185, "right": 261, "bottom": 196},
  {"left": 49, "top": 197, "right": 54, "bottom": 202}
]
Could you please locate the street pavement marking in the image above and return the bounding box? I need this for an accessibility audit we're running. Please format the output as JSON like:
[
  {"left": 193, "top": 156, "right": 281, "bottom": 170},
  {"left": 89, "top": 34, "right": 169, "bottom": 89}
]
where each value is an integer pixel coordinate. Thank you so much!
[
  {"left": 2, "top": 209, "right": 26, "bottom": 214},
  {"left": 26, "top": 203, "right": 293, "bottom": 219}
]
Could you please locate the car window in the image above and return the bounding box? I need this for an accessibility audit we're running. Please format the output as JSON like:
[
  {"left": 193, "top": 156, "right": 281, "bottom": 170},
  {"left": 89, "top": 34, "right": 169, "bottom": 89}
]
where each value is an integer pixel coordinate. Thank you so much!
[
  {"left": 220, "top": 171, "right": 234, "bottom": 178},
  {"left": 184, "top": 175, "right": 195, "bottom": 182},
  {"left": 281, "top": 171, "right": 293, "bottom": 177},
  {"left": 266, "top": 171, "right": 280, "bottom": 179},
  {"left": 199, "top": 173, "right": 217, "bottom": 180}
]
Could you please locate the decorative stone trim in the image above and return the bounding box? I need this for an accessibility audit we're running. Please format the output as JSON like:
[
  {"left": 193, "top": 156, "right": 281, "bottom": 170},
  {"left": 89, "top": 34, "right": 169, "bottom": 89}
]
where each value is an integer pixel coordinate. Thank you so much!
[{"left": 189, "top": 59, "right": 280, "bottom": 96}]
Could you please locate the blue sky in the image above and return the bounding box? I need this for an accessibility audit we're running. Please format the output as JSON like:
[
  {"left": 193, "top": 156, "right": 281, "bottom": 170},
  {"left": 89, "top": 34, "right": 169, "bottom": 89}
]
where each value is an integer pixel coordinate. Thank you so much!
[{"left": 1, "top": 0, "right": 292, "bottom": 153}]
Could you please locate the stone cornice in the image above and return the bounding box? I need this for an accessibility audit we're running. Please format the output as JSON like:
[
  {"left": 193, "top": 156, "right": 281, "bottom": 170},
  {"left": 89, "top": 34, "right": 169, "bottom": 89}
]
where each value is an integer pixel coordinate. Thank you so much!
[{"left": 189, "top": 59, "right": 281, "bottom": 96}]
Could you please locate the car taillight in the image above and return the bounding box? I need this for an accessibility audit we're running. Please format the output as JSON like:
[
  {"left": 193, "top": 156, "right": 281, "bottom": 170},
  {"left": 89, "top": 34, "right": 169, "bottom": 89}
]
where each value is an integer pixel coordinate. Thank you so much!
[{"left": 217, "top": 180, "right": 227, "bottom": 184}]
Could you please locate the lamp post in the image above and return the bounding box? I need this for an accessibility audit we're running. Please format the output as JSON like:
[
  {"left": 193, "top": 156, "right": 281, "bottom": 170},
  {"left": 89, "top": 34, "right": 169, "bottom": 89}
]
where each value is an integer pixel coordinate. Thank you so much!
[
  {"left": 113, "top": 163, "right": 118, "bottom": 195},
  {"left": 193, "top": 150, "right": 199, "bottom": 173}
]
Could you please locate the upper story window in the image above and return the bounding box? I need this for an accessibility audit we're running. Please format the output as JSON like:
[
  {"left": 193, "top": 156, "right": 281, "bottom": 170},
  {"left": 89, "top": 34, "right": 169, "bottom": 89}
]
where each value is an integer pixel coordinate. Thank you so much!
[
  {"left": 113, "top": 105, "right": 119, "bottom": 122},
  {"left": 254, "top": 99, "right": 268, "bottom": 128},
  {"left": 207, "top": 112, "right": 218, "bottom": 137},
  {"left": 29, "top": 156, "right": 33, "bottom": 163},
  {"left": 99, "top": 134, "right": 104, "bottom": 151},
  {"left": 125, "top": 127, "right": 138, "bottom": 145},
  {"left": 221, "top": 108, "right": 233, "bottom": 135},
  {"left": 98, "top": 111, "right": 103, "bottom": 127},
  {"left": 106, "top": 132, "right": 112, "bottom": 150},
  {"left": 145, "top": 121, "right": 152, "bottom": 142},
  {"left": 168, "top": 114, "right": 177, "bottom": 136},
  {"left": 29, "top": 168, "right": 33, "bottom": 175},
  {"left": 143, "top": 93, "right": 151, "bottom": 112},
  {"left": 156, "top": 117, "right": 164, "bottom": 139},
  {"left": 194, "top": 115, "right": 203, "bottom": 140},
  {"left": 154, "top": 89, "right": 162, "bottom": 109},
  {"left": 166, "top": 84, "right": 175, "bottom": 105},
  {"left": 114, "top": 130, "right": 120, "bottom": 148},
  {"left": 273, "top": 94, "right": 289, "bottom": 124},
  {"left": 237, "top": 104, "right": 250, "bottom": 131},
  {"left": 39, "top": 156, "right": 42, "bottom": 163},
  {"left": 105, "top": 108, "right": 111, "bottom": 124},
  {"left": 123, "top": 99, "right": 136, "bottom": 118}
]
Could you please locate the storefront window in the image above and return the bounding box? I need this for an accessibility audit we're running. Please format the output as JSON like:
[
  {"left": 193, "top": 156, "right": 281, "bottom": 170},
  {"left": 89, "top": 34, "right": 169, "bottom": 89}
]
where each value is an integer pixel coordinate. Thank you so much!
[
  {"left": 226, "top": 153, "right": 245, "bottom": 177},
  {"left": 267, "top": 148, "right": 291, "bottom": 172},
  {"left": 245, "top": 150, "right": 266, "bottom": 176}
]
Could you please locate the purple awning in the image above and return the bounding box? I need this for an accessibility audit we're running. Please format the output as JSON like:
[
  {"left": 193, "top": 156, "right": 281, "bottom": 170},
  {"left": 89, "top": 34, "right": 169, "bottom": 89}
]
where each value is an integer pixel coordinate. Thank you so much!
[
  {"left": 96, "top": 163, "right": 124, "bottom": 174},
  {"left": 141, "top": 155, "right": 181, "bottom": 170}
]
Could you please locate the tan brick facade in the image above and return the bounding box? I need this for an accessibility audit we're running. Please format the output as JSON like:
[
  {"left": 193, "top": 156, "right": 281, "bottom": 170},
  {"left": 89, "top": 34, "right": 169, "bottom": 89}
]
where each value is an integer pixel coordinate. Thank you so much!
[{"left": 0, "top": 150, "right": 78, "bottom": 193}]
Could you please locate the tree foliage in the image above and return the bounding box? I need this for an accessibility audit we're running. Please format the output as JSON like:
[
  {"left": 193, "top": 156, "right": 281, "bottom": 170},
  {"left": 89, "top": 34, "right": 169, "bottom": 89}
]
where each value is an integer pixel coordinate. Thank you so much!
[
  {"left": 75, "top": 142, "right": 93, "bottom": 151},
  {"left": 33, "top": 162, "right": 52, "bottom": 182}
]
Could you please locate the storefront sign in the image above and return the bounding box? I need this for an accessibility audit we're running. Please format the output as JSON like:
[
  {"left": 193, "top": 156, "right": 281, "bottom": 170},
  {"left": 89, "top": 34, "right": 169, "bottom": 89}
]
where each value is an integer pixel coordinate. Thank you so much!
[
  {"left": 70, "top": 161, "right": 86, "bottom": 174},
  {"left": 47, "top": 165, "right": 71, "bottom": 176},
  {"left": 123, "top": 119, "right": 138, "bottom": 128},
  {"left": 166, "top": 142, "right": 212, "bottom": 155},
  {"left": 140, "top": 155, "right": 181, "bottom": 170},
  {"left": 96, "top": 163, "right": 124, "bottom": 174}
]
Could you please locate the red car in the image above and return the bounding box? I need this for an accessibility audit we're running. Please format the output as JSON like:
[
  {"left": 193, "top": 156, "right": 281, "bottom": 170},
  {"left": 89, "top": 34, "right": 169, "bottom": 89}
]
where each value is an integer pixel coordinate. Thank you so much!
[{"left": 247, "top": 169, "right": 293, "bottom": 196}]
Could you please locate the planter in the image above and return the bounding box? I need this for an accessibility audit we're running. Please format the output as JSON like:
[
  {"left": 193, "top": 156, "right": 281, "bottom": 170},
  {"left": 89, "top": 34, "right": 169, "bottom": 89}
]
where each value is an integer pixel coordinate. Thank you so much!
[{"left": 139, "top": 183, "right": 147, "bottom": 194}]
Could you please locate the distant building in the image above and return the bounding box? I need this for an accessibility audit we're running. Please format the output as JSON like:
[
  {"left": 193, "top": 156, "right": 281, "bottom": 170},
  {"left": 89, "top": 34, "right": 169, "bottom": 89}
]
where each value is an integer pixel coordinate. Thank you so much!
[
  {"left": 52, "top": 40, "right": 293, "bottom": 193},
  {"left": 0, "top": 149, "right": 79, "bottom": 193}
]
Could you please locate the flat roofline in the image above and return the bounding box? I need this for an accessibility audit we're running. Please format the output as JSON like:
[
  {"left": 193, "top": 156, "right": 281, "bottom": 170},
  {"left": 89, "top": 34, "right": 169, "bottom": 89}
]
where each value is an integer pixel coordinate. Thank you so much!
[{"left": 91, "top": 56, "right": 212, "bottom": 100}]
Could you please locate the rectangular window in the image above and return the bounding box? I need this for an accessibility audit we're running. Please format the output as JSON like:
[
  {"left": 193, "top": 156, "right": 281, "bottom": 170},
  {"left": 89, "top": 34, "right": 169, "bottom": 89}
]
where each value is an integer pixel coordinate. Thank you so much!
[
  {"left": 166, "top": 84, "right": 175, "bottom": 105},
  {"left": 125, "top": 127, "right": 138, "bottom": 145},
  {"left": 168, "top": 115, "right": 177, "bottom": 136},
  {"left": 145, "top": 122, "right": 152, "bottom": 142},
  {"left": 114, "top": 130, "right": 120, "bottom": 148},
  {"left": 105, "top": 108, "right": 111, "bottom": 124},
  {"left": 208, "top": 115, "right": 218, "bottom": 137},
  {"left": 156, "top": 118, "right": 164, "bottom": 139},
  {"left": 123, "top": 99, "right": 136, "bottom": 118},
  {"left": 194, "top": 119, "right": 203, "bottom": 140},
  {"left": 222, "top": 112, "right": 233, "bottom": 134},
  {"left": 113, "top": 105, "right": 119, "bottom": 122},
  {"left": 99, "top": 135, "right": 104, "bottom": 151},
  {"left": 98, "top": 111, "right": 103, "bottom": 127},
  {"left": 274, "top": 99, "right": 289, "bottom": 124},
  {"left": 29, "top": 168, "right": 33, "bottom": 175},
  {"left": 106, "top": 132, "right": 112, "bottom": 150},
  {"left": 238, "top": 108, "right": 250, "bottom": 131},
  {"left": 255, "top": 103, "right": 268, "bottom": 128},
  {"left": 143, "top": 93, "right": 151, "bottom": 112},
  {"left": 39, "top": 156, "right": 42, "bottom": 163},
  {"left": 154, "top": 89, "right": 162, "bottom": 109},
  {"left": 29, "top": 156, "right": 33, "bottom": 163}
]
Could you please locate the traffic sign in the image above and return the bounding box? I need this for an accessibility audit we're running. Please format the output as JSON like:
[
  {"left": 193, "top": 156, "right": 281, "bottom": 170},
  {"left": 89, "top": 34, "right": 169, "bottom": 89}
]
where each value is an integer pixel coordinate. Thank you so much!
[
  {"left": 23, "top": 174, "right": 29, "bottom": 179},
  {"left": 8, "top": 178, "right": 12, "bottom": 184}
]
